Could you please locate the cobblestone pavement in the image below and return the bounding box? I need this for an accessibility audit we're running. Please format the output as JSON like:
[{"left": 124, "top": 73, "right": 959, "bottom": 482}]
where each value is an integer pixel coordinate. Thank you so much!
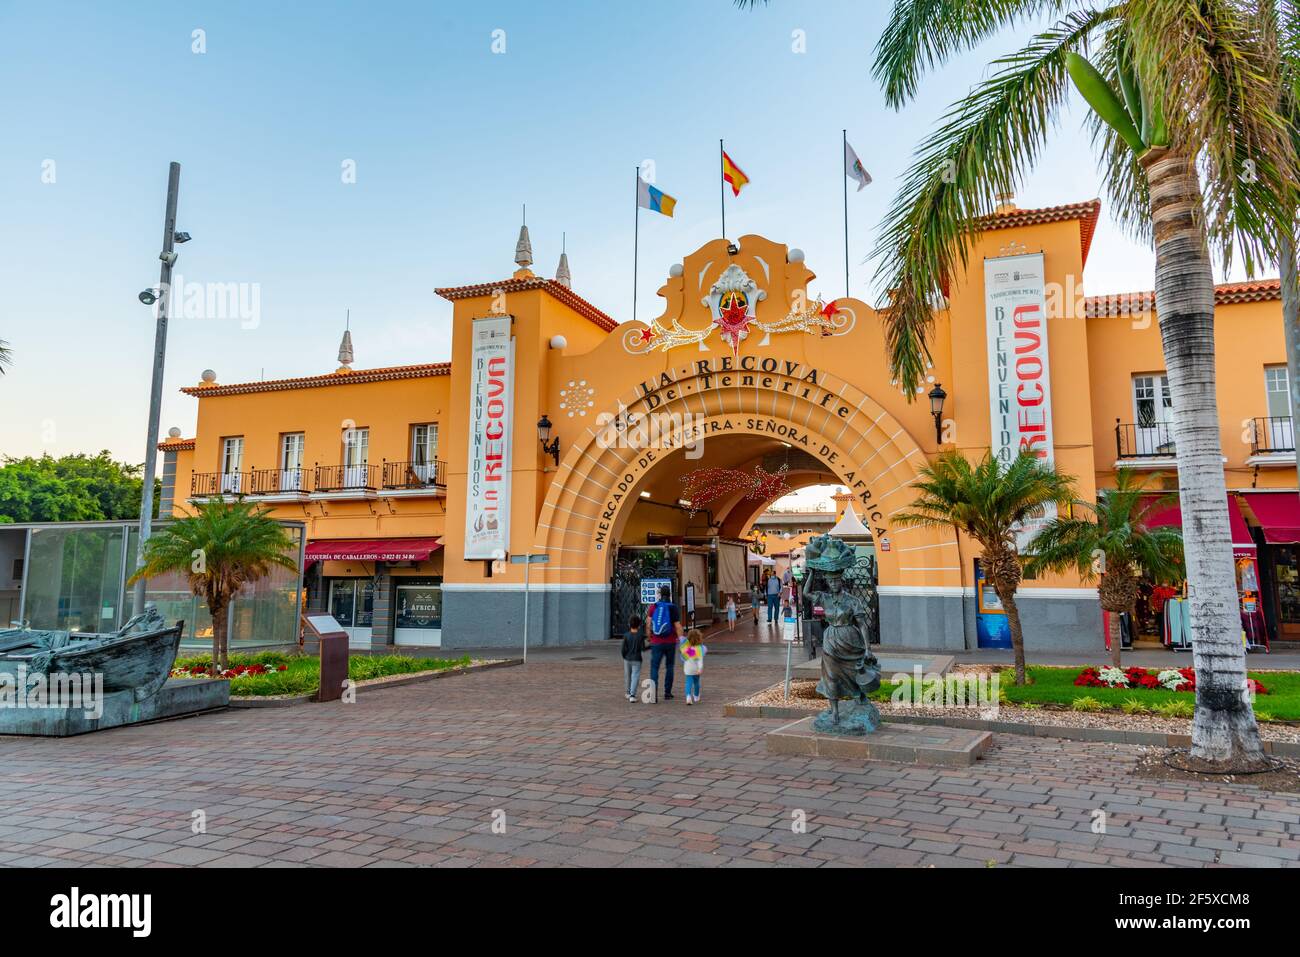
[{"left": 1, "top": 644, "right": 1298, "bottom": 868}]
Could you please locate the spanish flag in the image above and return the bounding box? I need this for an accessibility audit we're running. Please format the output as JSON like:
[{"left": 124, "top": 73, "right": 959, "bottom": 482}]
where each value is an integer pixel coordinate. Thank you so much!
[{"left": 721, "top": 150, "right": 749, "bottom": 196}]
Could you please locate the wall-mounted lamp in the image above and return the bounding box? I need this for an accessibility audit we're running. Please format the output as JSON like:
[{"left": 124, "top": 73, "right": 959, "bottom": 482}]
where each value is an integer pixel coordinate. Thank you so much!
[
  {"left": 537, "top": 414, "right": 560, "bottom": 465},
  {"left": 928, "top": 383, "right": 947, "bottom": 444}
]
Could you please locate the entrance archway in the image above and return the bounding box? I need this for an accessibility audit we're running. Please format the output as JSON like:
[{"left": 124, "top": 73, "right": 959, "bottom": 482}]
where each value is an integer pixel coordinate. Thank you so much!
[{"left": 528, "top": 364, "right": 962, "bottom": 611}]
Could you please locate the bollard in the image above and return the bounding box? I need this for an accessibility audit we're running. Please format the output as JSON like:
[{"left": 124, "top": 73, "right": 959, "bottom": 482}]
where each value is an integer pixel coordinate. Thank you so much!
[{"left": 317, "top": 632, "right": 349, "bottom": 702}]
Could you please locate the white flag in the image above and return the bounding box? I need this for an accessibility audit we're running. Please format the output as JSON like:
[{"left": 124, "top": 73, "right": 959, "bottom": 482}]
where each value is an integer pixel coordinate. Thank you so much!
[{"left": 845, "top": 140, "right": 871, "bottom": 191}]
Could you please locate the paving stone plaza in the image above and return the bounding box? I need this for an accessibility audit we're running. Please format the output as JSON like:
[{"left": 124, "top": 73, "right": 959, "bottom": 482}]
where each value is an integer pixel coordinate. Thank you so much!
[{"left": 2, "top": 642, "right": 1296, "bottom": 869}]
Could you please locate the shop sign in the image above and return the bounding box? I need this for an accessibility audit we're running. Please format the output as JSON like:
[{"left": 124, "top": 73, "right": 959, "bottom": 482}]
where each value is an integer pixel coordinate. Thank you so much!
[
  {"left": 395, "top": 584, "right": 442, "bottom": 629},
  {"left": 465, "top": 315, "right": 514, "bottom": 559},
  {"left": 985, "top": 252, "right": 1055, "bottom": 543}
]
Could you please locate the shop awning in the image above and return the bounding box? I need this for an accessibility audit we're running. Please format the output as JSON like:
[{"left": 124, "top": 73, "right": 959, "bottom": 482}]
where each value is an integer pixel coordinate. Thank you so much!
[
  {"left": 304, "top": 538, "right": 443, "bottom": 562},
  {"left": 1239, "top": 492, "right": 1300, "bottom": 544},
  {"left": 1143, "top": 494, "right": 1255, "bottom": 550}
]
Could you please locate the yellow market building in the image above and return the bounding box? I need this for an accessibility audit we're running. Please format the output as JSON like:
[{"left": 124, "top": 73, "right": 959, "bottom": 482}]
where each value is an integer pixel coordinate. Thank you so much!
[{"left": 160, "top": 198, "right": 1299, "bottom": 652}]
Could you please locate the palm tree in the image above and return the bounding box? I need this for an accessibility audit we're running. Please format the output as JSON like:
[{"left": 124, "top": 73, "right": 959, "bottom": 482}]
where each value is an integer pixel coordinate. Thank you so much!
[
  {"left": 868, "top": 1, "right": 1291, "bottom": 767},
  {"left": 128, "top": 498, "right": 298, "bottom": 674},
  {"left": 1023, "top": 470, "right": 1184, "bottom": 667},
  {"left": 0, "top": 338, "right": 10, "bottom": 373},
  {"left": 894, "top": 451, "right": 1075, "bottom": 686}
]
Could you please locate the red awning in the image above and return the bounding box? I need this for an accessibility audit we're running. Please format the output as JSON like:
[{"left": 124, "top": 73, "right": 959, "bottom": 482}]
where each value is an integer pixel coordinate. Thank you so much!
[
  {"left": 304, "top": 538, "right": 443, "bottom": 562},
  {"left": 1143, "top": 494, "right": 1255, "bottom": 550},
  {"left": 1239, "top": 492, "right": 1300, "bottom": 545}
]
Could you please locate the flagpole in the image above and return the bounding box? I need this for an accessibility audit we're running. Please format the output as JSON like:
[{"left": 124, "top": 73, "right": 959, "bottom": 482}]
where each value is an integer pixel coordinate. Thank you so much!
[
  {"left": 842, "top": 129, "right": 850, "bottom": 299},
  {"left": 719, "top": 138, "right": 726, "bottom": 240},
  {"left": 633, "top": 166, "right": 641, "bottom": 326}
]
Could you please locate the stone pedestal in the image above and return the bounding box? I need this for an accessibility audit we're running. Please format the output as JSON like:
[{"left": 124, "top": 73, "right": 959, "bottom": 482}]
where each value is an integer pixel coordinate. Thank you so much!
[
  {"left": 0, "top": 678, "right": 229, "bottom": 737},
  {"left": 765, "top": 716, "right": 992, "bottom": 766}
]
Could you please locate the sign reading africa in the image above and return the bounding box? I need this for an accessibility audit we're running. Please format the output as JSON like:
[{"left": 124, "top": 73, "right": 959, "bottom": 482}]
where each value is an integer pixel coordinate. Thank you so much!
[{"left": 591, "top": 412, "right": 888, "bottom": 552}]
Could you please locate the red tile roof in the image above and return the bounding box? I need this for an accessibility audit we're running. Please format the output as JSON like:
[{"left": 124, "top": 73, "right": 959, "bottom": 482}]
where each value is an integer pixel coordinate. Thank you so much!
[
  {"left": 180, "top": 362, "right": 451, "bottom": 398},
  {"left": 156, "top": 437, "right": 195, "bottom": 451},
  {"left": 1085, "top": 279, "right": 1281, "bottom": 317},
  {"left": 435, "top": 276, "right": 617, "bottom": 332},
  {"left": 979, "top": 198, "right": 1102, "bottom": 266}
]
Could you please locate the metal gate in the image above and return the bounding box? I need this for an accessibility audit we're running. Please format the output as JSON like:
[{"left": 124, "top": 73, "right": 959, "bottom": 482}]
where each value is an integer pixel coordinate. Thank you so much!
[
  {"left": 804, "top": 555, "right": 880, "bottom": 645},
  {"left": 610, "top": 548, "right": 677, "bottom": 638}
]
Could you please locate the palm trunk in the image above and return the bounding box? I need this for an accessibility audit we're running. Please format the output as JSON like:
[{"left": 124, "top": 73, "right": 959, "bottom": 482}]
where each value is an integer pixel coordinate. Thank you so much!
[
  {"left": 210, "top": 599, "right": 228, "bottom": 676},
  {"left": 1141, "top": 148, "right": 1265, "bottom": 767},
  {"left": 999, "top": 588, "right": 1027, "bottom": 686}
]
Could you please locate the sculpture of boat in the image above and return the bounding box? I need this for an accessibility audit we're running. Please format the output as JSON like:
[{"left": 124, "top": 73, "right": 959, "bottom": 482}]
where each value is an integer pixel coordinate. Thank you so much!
[{"left": 0, "top": 608, "right": 185, "bottom": 702}]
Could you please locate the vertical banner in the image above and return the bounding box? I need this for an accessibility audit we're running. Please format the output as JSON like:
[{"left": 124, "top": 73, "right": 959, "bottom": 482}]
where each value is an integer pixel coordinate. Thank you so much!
[
  {"left": 464, "top": 315, "right": 514, "bottom": 559},
  {"left": 985, "top": 252, "right": 1055, "bottom": 542}
]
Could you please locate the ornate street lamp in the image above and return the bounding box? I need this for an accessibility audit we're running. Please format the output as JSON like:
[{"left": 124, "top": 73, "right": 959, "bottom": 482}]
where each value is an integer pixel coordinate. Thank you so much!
[
  {"left": 537, "top": 414, "right": 560, "bottom": 465},
  {"left": 928, "top": 383, "right": 947, "bottom": 444}
]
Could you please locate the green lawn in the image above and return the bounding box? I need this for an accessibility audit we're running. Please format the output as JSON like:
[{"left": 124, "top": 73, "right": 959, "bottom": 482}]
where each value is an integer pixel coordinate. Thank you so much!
[
  {"left": 869, "top": 666, "right": 1300, "bottom": 722},
  {"left": 172, "top": 651, "right": 474, "bottom": 697}
]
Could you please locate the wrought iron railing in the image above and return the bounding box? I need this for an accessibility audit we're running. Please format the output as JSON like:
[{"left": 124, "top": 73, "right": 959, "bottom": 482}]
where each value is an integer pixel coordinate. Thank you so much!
[
  {"left": 314, "top": 463, "right": 378, "bottom": 492},
  {"left": 249, "top": 467, "right": 309, "bottom": 495},
  {"left": 382, "top": 459, "right": 446, "bottom": 490},
  {"left": 191, "top": 471, "right": 247, "bottom": 496},
  {"left": 1250, "top": 416, "right": 1295, "bottom": 454},
  {"left": 1115, "top": 420, "right": 1176, "bottom": 459}
]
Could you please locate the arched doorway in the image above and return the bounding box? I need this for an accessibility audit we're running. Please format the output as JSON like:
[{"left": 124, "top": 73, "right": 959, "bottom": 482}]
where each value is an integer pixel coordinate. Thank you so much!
[{"left": 529, "top": 366, "right": 963, "bottom": 643}]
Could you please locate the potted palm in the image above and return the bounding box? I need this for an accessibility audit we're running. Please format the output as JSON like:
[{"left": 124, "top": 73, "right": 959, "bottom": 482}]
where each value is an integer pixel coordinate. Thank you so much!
[
  {"left": 894, "top": 451, "right": 1074, "bottom": 686},
  {"left": 128, "top": 498, "right": 298, "bottom": 675},
  {"left": 1023, "top": 470, "right": 1184, "bottom": 668}
]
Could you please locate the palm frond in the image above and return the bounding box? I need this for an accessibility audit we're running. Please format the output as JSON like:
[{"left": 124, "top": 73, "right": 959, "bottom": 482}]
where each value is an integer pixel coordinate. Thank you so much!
[
  {"left": 894, "top": 450, "right": 1075, "bottom": 551},
  {"left": 873, "top": 0, "right": 1066, "bottom": 108},
  {"left": 1126, "top": 0, "right": 1297, "bottom": 271},
  {"left": 871, "top": 8, "right": 1120, "bottom": 394}
]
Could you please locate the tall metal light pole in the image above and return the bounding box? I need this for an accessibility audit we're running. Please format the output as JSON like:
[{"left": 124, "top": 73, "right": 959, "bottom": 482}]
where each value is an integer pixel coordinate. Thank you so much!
[{"left": 131, "top": 161, "right": 183, "bottom": 617}]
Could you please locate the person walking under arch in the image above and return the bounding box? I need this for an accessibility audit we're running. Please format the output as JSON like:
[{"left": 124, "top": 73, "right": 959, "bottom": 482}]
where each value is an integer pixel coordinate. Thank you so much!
[
  {"left": 765, "top": 572, "right": 781, "bottom": 623},
  {"left": 645, "top": 584, "right": 683, "bottom": 700}
]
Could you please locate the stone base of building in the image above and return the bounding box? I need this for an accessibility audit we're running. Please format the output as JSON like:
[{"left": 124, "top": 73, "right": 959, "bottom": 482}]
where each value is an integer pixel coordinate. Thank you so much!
[
  {"left": 880, "top": 589, "right": 1103, "bottom": 655},
  {"left": 441, "top": 585, "right": 611, "bottom": 650},
  {"left": 0, "top": 678, "right": 230, "bottom": 737},
  {"left": 440, "top": 585, "right": 1103, "bottom": 654}
]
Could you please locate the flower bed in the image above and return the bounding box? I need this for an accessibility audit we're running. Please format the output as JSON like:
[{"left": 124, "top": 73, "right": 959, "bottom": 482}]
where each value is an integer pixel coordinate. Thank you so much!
[
  {"left": 171, "top": 651, "right": 474, "bottom": 697},
  {"left": 1074, "top": 665, "right": 1269, "bottom": 696}
]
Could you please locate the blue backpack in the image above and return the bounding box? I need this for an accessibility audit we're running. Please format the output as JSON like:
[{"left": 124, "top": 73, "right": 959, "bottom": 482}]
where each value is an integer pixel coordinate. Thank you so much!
[{"left": 650, "top": 602, "right": 674, "bottom": 637}]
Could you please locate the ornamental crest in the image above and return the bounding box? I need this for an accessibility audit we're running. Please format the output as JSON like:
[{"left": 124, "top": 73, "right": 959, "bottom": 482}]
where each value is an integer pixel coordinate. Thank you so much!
[{"left": 703, "top": 265, "right": 765, "bottom": 359}]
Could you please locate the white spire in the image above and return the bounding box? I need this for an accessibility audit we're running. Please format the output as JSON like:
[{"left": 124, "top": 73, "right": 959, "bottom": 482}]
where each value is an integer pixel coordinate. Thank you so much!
[
  {"left": 555, "top": 233, "right": 571, "bottom": 287},
  {"left": 337, "top": 310, "right": 354, "bottom": 371}
]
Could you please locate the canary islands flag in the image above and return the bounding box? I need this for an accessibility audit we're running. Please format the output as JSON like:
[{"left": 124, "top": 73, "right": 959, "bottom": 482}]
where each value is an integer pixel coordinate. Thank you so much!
[
  {"left": 721, "top": 150, "right": 749, "bottom": 196},
  {"left": 637, "top": 178, "right": 677, "bottom": 217}
]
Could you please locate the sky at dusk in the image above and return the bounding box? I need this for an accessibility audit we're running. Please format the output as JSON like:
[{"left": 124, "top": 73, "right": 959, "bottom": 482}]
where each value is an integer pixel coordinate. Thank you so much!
[{"left": 0, "top": 0, "right": 1267, "bottom": 467}]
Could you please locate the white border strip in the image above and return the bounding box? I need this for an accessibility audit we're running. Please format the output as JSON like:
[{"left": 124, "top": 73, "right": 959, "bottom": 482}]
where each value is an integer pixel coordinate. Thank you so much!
[
  {"left": 442, "top": 583, "right": 611, "bottom": 593},
  {"left": 878, "top": 585, "right": 1099, "bottom": 600}
]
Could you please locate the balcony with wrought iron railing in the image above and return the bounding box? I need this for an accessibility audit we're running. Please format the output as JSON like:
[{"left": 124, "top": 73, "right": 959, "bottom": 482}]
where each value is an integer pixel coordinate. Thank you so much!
[
  {"left": 312, "top": 463, "right": 379, "bottom": 496},
  {"left": 381, "top": 459, "right": 446, "bottom": 495},
  {"left": 1249, "top": 416, "right": 1296, "bottom": 461},
  {"left": 247, "top": 467, "right": 310, "bottom": 497},
  {"left": 190, "top": 471, "right": 248, "bottom": 498},
  {"left": 1115, "top": 419, "right": 1177, "bottom": 462}
]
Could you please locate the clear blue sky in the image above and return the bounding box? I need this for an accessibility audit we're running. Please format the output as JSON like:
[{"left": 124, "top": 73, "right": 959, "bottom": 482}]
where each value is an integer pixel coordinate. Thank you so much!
[{"left": 0, "top": 0, "right": 1262, "bottom": 465}]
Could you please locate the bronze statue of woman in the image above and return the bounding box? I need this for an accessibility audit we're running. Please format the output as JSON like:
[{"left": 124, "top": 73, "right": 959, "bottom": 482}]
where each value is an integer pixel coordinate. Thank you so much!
[{"left": 803, "top": 535, "right": 881, "bottom": 735}]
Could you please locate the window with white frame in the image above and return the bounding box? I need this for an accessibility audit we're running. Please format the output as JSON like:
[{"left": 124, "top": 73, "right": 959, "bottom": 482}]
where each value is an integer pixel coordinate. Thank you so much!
[
  {"left": 1133, "top": 374, "right": 1172, "bottom": 428},
  {"left": 343, "top": 428, "right": 369, "bottom": 466},
  {"left": 220, "top": 436, "right": 244, "bottom": 494},
  {"left": 1265, "top": 365, "right": 1291, "bottom": 419},
  {"left": 411, "top": 424, "right": 438, "bottom": 464}
]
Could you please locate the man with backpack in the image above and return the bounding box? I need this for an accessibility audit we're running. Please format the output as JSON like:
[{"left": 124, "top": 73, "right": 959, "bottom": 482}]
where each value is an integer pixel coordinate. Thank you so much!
[{"left": 645, "top": 584, "right": 684, "bottom": 701}]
